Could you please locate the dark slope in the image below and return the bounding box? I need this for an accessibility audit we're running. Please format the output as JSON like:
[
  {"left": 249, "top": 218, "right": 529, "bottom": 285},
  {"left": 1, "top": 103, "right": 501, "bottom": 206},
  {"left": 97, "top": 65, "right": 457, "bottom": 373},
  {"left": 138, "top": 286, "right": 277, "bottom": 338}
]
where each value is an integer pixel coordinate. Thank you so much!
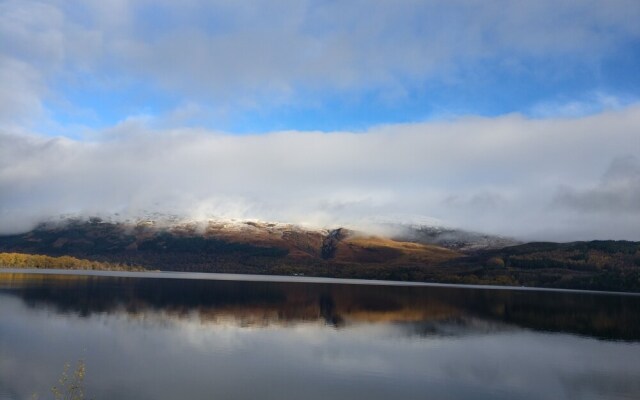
[{"left": 1, "top": 218, "right": 639, "bottom": 292}]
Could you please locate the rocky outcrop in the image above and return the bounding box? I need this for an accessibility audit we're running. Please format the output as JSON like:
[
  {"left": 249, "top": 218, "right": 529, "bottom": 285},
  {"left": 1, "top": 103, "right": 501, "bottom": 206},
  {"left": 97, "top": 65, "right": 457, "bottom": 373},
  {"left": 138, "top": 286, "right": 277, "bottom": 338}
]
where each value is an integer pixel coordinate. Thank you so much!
[{"left": 321, "top": 228, "right": 347, "bottom": 259}]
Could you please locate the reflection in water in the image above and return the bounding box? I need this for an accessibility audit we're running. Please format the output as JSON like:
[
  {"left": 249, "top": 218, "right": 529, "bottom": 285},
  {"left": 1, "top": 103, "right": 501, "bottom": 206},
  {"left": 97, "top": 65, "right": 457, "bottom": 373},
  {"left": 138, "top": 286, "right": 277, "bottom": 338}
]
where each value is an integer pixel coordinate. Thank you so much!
[
  {"left": 1, "top": 272, "right": 638, "bottom": 339},
  {"left": 1, "top": 272, "right": 640, "bottom": 400}
]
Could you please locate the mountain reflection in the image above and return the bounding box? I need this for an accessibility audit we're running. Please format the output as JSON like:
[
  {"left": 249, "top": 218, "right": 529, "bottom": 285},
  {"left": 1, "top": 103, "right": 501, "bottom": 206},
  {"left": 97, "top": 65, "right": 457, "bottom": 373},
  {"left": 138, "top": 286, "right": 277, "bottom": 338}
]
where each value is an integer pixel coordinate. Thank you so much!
[{"left": 1, "top": 272, "right": 639, "bottom": 341}]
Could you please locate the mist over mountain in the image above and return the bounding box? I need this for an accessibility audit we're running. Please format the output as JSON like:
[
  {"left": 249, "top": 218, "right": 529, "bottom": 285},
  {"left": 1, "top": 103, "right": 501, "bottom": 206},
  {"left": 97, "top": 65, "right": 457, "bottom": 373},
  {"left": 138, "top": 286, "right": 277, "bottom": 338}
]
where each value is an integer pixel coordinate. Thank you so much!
[
  {"left": 2, "top": 215, "right": 639, "bottom": 292},
  {"left": 2, "top": 105, "right": 640, "bottom": 241},
  {"left": 1, "top": 1, "right": 639, "bottom": 242}
]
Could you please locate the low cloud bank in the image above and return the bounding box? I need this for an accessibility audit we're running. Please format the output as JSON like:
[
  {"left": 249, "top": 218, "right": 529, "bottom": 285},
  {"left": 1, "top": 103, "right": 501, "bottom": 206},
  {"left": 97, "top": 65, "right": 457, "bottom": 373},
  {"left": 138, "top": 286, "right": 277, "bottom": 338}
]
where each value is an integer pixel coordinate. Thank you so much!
[{"left": 1, "top": 106, "right": 640, "bottom": 240}]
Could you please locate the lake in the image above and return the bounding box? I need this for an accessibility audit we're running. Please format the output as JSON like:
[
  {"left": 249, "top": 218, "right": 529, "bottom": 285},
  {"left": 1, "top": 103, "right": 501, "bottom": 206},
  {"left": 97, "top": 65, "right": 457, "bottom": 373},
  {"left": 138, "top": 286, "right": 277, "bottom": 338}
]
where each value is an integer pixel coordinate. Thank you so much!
[{"left": 1, "top": 270, "right": 639, "bottom": 400}]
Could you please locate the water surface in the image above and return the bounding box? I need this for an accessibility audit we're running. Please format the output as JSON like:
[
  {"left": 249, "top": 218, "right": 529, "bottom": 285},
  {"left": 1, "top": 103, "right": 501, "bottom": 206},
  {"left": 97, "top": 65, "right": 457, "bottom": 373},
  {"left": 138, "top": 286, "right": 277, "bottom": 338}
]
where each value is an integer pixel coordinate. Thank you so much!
[{"left": 1, "top": 271, "right": 639, "bottom": 400}]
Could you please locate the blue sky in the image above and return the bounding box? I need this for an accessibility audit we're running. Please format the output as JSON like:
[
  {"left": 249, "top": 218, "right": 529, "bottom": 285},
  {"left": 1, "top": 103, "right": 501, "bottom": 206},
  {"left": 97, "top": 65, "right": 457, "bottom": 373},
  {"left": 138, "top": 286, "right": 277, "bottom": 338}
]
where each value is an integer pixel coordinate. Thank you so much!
[
  {"left": 2, "top": 0, "right": 640, "bottom": 134},
  {"left": 44, "top": 27, "right": 640, "bottom": 133},
  {"left": 2, "top": 0, "right": 640, "bottom": 239}
]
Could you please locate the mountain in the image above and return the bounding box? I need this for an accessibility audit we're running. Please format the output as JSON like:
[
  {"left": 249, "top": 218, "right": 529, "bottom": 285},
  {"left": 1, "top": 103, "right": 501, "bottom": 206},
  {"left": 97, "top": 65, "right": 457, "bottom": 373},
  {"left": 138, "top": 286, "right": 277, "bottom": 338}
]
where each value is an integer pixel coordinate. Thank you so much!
[
  {"left": 0, "top": 217, "right": 461, "bottom": 272},
  {"left": 1, "top": 216, "right": 639, "bottom": 292},
  {"left": 388, "top": 223, "right": 519, "bottom": 251}
]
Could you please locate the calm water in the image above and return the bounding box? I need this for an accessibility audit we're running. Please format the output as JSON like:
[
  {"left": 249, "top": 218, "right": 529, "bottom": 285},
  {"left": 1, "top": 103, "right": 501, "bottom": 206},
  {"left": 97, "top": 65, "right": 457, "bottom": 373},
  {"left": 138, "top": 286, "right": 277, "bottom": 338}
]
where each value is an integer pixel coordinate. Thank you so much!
[{"left": 1, "top": 270, "right": 640, "bottom": 400}]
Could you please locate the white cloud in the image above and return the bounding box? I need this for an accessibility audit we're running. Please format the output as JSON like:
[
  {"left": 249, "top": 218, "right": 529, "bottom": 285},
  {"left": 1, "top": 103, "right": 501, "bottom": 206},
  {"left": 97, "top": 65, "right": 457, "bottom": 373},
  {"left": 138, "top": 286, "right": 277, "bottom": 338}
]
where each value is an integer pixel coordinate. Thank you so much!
[
  {"left": 2, "top": 0, "right": 640, "bottom": 127},
  {"left": 1, "top": 1, "right": 639, "bottom": 241},
  {"left": 529, "top": 93, "right": 637, "bottom": 118},
  {"left": 1, "top": 105, "right": 640, "bottom": 240}
]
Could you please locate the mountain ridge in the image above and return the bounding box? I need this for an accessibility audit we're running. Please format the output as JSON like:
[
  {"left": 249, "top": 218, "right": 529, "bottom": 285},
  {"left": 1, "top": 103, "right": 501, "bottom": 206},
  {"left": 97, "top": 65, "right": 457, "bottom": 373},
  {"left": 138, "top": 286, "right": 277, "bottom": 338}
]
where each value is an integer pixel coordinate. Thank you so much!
[{"left": 1, "top": 216, "right": 639, "bottom": 292}]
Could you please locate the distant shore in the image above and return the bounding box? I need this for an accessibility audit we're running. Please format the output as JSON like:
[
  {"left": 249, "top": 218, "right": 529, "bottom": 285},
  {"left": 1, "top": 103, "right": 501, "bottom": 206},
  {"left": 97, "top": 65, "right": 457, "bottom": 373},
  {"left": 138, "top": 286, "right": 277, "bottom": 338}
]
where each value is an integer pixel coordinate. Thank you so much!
[{"left": 3, "top": 267, "right": 640, "bottom": 297}]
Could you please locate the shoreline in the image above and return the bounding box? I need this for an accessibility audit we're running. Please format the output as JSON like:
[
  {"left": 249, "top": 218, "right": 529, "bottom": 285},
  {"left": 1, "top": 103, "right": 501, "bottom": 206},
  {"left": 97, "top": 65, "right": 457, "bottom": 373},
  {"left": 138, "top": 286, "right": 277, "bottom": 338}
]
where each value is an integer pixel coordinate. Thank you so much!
[{"left": 2, "top": 267, "right": 639, "bottom": 296}]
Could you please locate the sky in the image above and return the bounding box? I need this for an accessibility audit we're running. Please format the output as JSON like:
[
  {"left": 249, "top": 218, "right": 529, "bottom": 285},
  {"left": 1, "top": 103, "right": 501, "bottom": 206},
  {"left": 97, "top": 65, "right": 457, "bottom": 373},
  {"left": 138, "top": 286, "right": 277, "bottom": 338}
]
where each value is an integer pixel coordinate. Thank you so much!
[{"left": 1, "top": 0, "right": 640, "bottom": 240}]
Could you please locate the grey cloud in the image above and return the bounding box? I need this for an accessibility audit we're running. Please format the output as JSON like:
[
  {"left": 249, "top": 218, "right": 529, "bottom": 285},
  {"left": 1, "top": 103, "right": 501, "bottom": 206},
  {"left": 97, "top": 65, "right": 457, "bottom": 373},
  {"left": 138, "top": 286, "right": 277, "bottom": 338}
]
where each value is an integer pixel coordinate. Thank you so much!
[
  {"left": 1, "top": 106, "right": 640, "bottom": 240},
  {"left": 554, "top": 155, "right": 640, "bottom": 214},
  {"left": 0, "top": 56, "right": 45, "bottom": 127},
  {"left": 98, "top": 0, "right": 640, "bottom": 97},
  {"left": 444, "top": 192, "right": 508, "bottom": 211}
]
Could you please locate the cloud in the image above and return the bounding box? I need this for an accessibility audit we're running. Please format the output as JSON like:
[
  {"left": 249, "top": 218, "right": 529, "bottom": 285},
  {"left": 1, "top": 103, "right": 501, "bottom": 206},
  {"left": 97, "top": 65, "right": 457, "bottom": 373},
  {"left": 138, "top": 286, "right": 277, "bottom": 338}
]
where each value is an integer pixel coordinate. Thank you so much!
[
  {"left": 2, "top": 1, "right": 640, "bottom": 239},
  {"left": 2, "top": 0, "right": 640, "bottom": 127},
  {"left": 1, "top": 105, "right": 640, "bottom": 240},
  {"left": 528, "top": 93, "right": 637, "bottom": 119},
  {"left": 554, "top": 155, "right": 640, "bottom": 214},
  {"left": 0, "top": 55, "right": 46, "bottom": 128},
  {"left": 0, "top": 0, "right": 99, "bottom": 129}
]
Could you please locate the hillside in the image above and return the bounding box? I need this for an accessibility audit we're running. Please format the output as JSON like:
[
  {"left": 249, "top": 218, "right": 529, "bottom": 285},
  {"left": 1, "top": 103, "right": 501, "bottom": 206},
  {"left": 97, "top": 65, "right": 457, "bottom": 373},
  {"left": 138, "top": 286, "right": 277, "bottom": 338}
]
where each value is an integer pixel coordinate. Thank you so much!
[
  {"left": 0, "top": 218, "right": 461, "bottom": 275},
  {"left": 462, "top": 241, "right": 640, "bottom": 292},
  {"left": 0, "top": 252, "right": 146, "bottom": 272},
  {"left": 1, "top": 217, "right": 639, "bottom": 292}
]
